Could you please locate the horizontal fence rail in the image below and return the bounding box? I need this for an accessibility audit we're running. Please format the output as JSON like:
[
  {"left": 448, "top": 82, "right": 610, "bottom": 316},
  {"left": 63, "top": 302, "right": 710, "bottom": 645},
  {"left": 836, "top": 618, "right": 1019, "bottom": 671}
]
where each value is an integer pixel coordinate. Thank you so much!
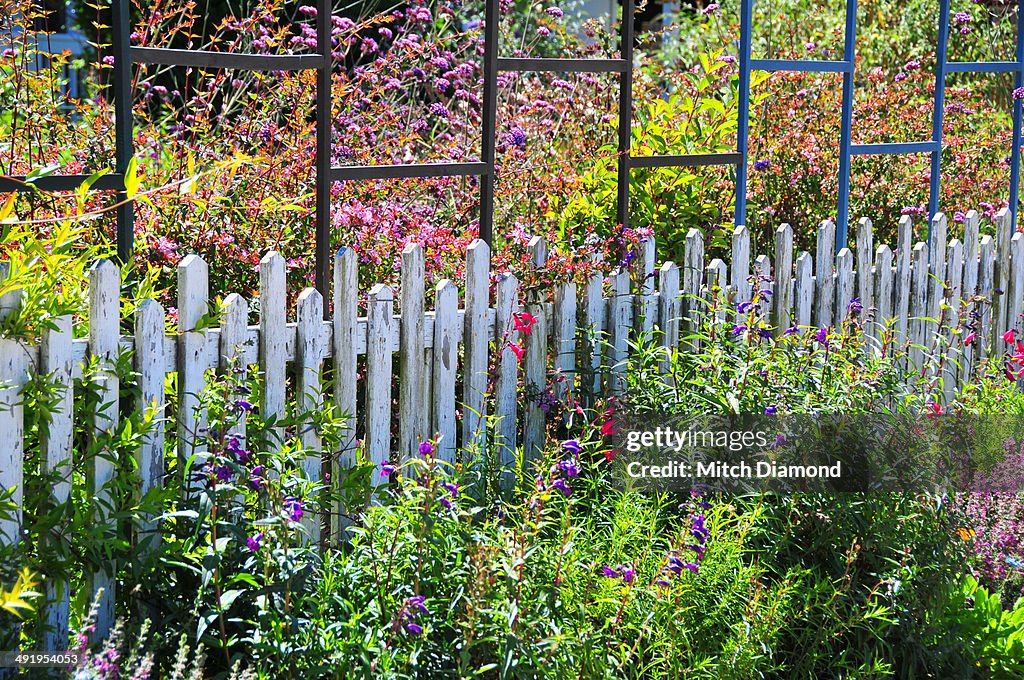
[
  {"left": 4, "top": 0, "right": 1021, "bottom": 293},
  {"left": 1, "top": 208, "right": 1023, "bottom": 646}
]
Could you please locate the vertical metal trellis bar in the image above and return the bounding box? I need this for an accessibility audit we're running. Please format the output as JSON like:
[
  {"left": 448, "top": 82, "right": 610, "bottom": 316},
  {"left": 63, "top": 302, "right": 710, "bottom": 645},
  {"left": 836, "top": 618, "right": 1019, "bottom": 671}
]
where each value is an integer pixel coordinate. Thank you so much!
[
  {"left": 929, "top": 0, "right": 952, "bottom": 238},
  {"left": 1009, "top": 0, "right": 1024, "bottom": 228},
  {"left": 835, "top": 0, "right": 858, "bottom": 250},
  {"left": 111, "top": 0, "right": 134, "bottom": 264},
  {"left": 314, "top": 0, "right": 331, "bottom": 297},
  {"left": 735, "top": 0, "right": 753, "bottom": 227},
  {"left": 616, "top": 0, "right": 635, "bottom": 231},
  {"left": 479, "top": 0, "right": 499, "bottom": 246}
]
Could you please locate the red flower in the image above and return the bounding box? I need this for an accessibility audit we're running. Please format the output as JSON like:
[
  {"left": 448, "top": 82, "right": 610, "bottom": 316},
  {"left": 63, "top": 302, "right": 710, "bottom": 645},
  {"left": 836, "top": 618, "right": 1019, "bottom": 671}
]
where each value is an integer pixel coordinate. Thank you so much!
[
  {"left": 603, "top": 448, "right": 619, "bottom": 462},
  {"left": 926, "top": 401, "right": 943, "bottom": 419},
  {"left": 513, "top": 311, "right": 537, "bottom": 335},
  {"left": 1003, "top": 329, "right": 1016, "bottom": 344},
  {"left": 508, "top": 341, "right": 525, "bottom": 362},
  {"left": 963, "top": 332, "right": 976, "bottom": 346},
  {"left": 601, "top": 419, "right": 617, "bottom": 436}
]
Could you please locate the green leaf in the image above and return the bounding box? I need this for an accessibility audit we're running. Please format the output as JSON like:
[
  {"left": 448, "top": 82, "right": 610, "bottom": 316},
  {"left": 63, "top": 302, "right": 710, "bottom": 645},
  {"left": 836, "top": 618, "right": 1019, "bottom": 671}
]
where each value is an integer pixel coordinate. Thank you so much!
[{"left": 124, "top": 156, "right": 140, "bottom": 198}]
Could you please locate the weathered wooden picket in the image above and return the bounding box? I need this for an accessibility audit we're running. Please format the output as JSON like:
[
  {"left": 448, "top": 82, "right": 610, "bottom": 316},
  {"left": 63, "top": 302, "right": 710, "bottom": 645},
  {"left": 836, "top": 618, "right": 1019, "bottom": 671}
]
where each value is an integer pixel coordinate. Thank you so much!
[{"left": 0, "top": 207, "right": 1021, "bottom": 647}]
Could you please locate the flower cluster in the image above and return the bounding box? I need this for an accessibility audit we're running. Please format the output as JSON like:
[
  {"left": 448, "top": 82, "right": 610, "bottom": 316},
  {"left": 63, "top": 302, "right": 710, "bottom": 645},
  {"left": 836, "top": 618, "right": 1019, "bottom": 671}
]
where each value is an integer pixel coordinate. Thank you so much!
[
  {"left": 394, "top": 595, "right": 431, "bottom": 635},
  {"left": 656, "top": 493, "right": 712, "bottom": 586}
]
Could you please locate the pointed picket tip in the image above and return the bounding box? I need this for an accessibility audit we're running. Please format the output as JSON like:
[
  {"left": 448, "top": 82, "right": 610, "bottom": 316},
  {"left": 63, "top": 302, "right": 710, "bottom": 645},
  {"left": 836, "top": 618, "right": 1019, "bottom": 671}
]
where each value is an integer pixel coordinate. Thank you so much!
[
  {"left": 297, "top": 286, "right": 324, "bottom": 306},
  {"left": 369, "top": 282, "right": 394, "bottom": 301}
]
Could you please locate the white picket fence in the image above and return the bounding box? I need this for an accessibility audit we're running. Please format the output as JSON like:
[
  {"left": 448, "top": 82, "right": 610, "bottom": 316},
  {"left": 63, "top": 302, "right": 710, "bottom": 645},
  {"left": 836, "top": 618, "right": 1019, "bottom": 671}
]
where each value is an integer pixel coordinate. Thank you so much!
[{"left": 0, "top": 207, "right": 1021, "bottom": 647}]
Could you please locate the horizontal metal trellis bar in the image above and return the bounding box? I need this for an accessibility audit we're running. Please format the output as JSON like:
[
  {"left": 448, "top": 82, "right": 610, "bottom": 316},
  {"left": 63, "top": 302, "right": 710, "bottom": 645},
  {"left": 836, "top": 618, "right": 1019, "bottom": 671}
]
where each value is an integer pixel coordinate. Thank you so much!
[
  {"left": 946, "top": 61, "right": 1022, "bottom": 73},
  {"left": 497, "top": 57, "right": 630, "bottom": 73},
  {"left": 631, "top": 152, "right": 743, "bottom": 168},
  {"left": 850, "top": 141, "right": 940, "bottom": 155},
  {"left": 0, "top": 174, "right": 126, "bottom": 192},
  {"left": 131, "top": 47, "right": 328, "bottom": 71},
  {"left": 331, "top": 162, "right": 489, "bottom": 181},
  {"left": 751, "top": 58, "right": 853, "bottom": 73}
]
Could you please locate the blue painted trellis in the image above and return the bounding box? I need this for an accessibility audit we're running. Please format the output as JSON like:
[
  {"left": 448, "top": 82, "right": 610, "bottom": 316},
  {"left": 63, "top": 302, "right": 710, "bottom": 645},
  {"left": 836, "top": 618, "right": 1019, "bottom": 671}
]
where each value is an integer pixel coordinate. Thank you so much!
[{"left": 732, "top": 0, "right": 1024, "bottom": 249}]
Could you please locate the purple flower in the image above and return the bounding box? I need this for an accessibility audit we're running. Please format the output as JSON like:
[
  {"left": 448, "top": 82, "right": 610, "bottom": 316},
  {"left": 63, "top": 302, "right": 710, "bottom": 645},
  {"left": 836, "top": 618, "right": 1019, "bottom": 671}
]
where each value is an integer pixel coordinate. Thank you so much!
[
  {"left": 737, "top": 301, "right": 753, "bottom": 313},
  {"left": 442, "top": 482, "right": 459, "bottom": 496},
  {"left": 784, "top": 326, "right": 799, "bottom": 335},
  {"left": 953, "top": 11, "right": 972, "bottom": 25},
  {"left": 618, "top": 565, "right": 635, "bottom": 583},
  {"left": 562, "top": 439, "right": 583, "bottom": 455},
  {"left": 537, "top": 26, "right": 550, "bottom": 37},
  {"left": 235, "top": 399, "right": 254, "bottom": 412},
  {"left": 753, "top": 159, "right": 770, "bottom": 171},
  {"left": 381, "top": 461, "right": 397, "bottom": 477},
  {"left": 439, "top": 496, "right": 454, "bottom": 510},
  {"left": 758, "top": 327, "right": 772, "bottom": 340},
  {"left": 1014, "top": 87, "right": 1024, "bottom": 101},
  {"left": 764, "top": 405, "right": 777, "bottom": 416},
  {"left": 247, "top": 532, "right": 263, "bottom": 552},
  {"left": 429, "top": 102, "right": 450, "bottom": 119},
  {"left": 546, "top": 6, "right": 564, "bottom": 17},
  {"left": 405, "top": 622, "right": 423, "bottom": 635},
  {"left": 717, "top": 55, "right": 736, "bottom": 64},
  {"left": 815, "top": 327, "right": 829, "bottom": 345},
  {"left": 420, "top": 441, "right": 435, "bottom": 456},
  {"left": 701, "top": 3, "right": 719, "bottom": 15},
  {"left": 558, "top": 459, "right": 580, "bottom": 478},
  {"left": 360, "top": 38, "right": 379, "bottom": 54},
  {"left": 552, "top": 478, "right": 572, "bottom": 496},
  {"left": 285, "top": 496, "right": 303, "bottom": 522},
  {"left": 406, "top": 595, "right": 430, "bottom": 614},
  {"left": 102, "top": 55, "right": 115, "bottom": 65},
  {"left": 732, "top": 324, "right": 747, "bottom": 336},
  {"left": 601, "top": 565, "right": 618, "bottom": 578},
  {"left": 502, "top": 126, "right": 526, "bottom": 147},
  {"left": 214, "top": 465, "right": 232, "bottom": 482},
  {"left": 848, "top": 298, "right": 863, "bottom": 315},
  {"left": 775, "top": 434, "right": 788, "bottom": 447}
]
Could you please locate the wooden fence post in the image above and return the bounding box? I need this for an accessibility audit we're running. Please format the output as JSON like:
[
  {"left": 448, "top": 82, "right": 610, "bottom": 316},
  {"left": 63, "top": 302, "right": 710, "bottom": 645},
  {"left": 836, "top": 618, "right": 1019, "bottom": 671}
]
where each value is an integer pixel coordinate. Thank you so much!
[
  {"left": 40, "top": 313, "right": 73, "bottom": 650},
  {"left": 88, "top": 259, "right": 120, "bottom": 639},
  {"left": 399, "top": 244, "right": 426, "bottom": 462},
  {"left": 523, "top": 236, "right": 548, "bottom": 459},
  {"left": 432, "top": 279, "right": 460, "bottom": 466},
  {"left": 493, "top": 274, "right": 519, "bottom": 483},
  {"left": 366, "top": 284, "right": 394, "bottom": 488},
  {"left": 296, "top": 287, "right": 325, "bottom": 544},
  {"left": 462, "top": 240, "right": 490, "bottom": 457},
  {"left": 260, "top": 252, "right": 287, "bottom": 447}
]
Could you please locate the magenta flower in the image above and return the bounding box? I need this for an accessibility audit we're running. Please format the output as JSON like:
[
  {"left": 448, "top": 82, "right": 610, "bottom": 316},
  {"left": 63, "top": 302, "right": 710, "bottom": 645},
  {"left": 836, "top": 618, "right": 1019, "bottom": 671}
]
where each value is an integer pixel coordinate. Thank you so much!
[
  {"left": 381, "top": 461, "right": 397, "bottom": 477},
  {"left": 546, "top": 6, "right": 564, "bottom": 17},
  {"left": 247, "top": 532, "right": 263, "bottom": 552}
]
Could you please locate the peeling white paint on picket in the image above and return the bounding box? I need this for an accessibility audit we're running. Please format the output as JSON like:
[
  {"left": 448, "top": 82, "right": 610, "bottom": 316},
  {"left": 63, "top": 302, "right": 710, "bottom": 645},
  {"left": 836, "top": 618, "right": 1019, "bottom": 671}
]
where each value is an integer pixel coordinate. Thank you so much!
[{"left": 3, "top": 212, "right": 1024, "bottom": 646}]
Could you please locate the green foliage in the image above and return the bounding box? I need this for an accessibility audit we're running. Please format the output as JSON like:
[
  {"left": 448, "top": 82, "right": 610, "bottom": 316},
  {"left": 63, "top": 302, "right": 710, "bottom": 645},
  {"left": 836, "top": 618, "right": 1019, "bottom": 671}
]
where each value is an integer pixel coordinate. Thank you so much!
[{"left": 930, "top": 575, "right": 1024, "bottom": 678}]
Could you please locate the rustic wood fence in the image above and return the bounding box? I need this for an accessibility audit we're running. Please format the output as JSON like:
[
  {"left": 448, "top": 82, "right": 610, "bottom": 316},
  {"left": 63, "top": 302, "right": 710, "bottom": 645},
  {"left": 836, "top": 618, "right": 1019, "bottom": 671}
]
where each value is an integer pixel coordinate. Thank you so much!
[{"left": 0, "top": 207, "right": 1021, "bottom": 647}]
